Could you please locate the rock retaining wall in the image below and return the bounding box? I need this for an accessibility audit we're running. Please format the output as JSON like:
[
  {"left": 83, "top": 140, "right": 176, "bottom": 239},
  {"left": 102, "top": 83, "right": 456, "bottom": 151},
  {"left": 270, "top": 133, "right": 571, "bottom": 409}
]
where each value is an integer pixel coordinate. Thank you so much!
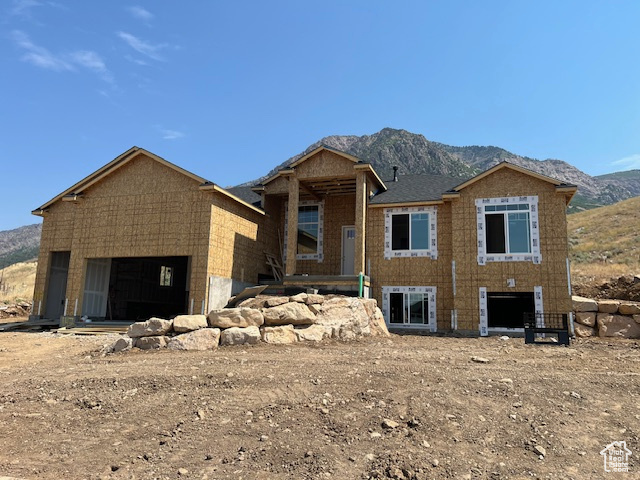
[
  {"left": 109, "top": 294, "right": 390, "bottom": 353},
  {"left": 572, "top": 295, "right": 640, "bottom": 338}
]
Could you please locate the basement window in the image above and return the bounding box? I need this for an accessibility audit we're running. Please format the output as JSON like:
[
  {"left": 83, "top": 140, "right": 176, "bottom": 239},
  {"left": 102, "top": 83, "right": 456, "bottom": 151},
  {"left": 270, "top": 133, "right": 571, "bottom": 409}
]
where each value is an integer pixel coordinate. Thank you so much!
[
  {"left": 160, "top": 266, "right": 173, "bottom": 287},
  {"left": 476, "top": 196, "right": 541, "bottom": 265},
  {"left": 381, "top": 286, "right": 437, "bottom": 331},
  {"left": 384, "top": 206, "right": 438, "bottom": 259}
]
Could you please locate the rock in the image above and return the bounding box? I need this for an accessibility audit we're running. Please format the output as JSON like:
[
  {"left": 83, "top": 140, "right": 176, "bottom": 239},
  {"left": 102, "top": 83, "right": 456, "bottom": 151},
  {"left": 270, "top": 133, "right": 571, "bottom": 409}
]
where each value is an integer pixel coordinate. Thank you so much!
[
  {"left": 262, "top": 302, "right": 316, "bottom": 326},
  {"left": 111, "top": 336, "right": 133, "bottom": 353},
  {"left": 634, "top": 314, "right": 640, "bottom": 324},
  {"left": 471, "top": 356, "right": 489, "bottom": 364},
  {"left": 127, "top": 317, "right": 173, "bottom": 338},
  {"left": 382, "top": 418, "right": 399, "bottom": 429},
  {"left": 533, "top": 445, "right": 546, "bottom": 457},
  {"left": 208, "top": 308, "right": 264, "bottom": 329},
  {"left": 260, "top": 325, "right": 298, "bottom": 344},
  {"left": 315, "top": 297, "right": 371, "bottom": 337},
  {"left": 295, "top": 324, "right": 331, "bottom": 342},
  {"left": 290, "top": 292, "right": 325, "bottom": 305},
  {"left": 572, "top": 295, "right": 598, "bottom": 312},
  {"left": 619, "top": 303, "right": 640, "bottom": 315},
  {"left": 369, "top": 307, "right": 391, "bottom": 337},
  {"left": 574, "top": 312, "right": 596, "bottom": 327},
  {"left": 597, "top": 313, "right": 640, "bottom": 338},
  {"left": 167, "top": 328, "right": 220, "bottom": 350},
  {"left": 264, "top": 296, "right": 290, "bottom": 307},
  {"left": 308, "top": 304, "right": 322, "bottom": 315},
  {"left": 178, "top": 468, "right": 188, "bottom": 476},
  {"left": 220, "top": 326, "right": 261, "bottom": 346},
  {"left": 574, "top": 323, "right": 596, "bottom": 338},
  {"left": 598, "top": 300, "right": 620, "bottom": 314},
  {"left": 173, "top": 314, "right": 208, "bottom": 333},
  {"left": 237, "top": 296, "right": 267, "bottom": 309},
  {"left": 135, "top": 336, "right": 169, "bottom": 349}
]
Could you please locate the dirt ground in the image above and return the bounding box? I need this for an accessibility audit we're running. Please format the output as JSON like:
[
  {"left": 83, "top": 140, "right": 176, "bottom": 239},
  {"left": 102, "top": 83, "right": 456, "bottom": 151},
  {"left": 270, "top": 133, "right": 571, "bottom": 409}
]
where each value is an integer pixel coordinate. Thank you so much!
[{"left": 0, "top": 333, "right": 638, "bottom": 480}]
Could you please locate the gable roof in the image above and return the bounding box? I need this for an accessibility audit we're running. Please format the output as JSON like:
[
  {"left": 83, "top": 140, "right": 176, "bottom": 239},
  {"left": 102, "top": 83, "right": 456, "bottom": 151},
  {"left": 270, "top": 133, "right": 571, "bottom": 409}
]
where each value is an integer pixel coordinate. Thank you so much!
[
  {"left": 450, "top": 161, "right": 577, "bottom": 192},
  {"left": 369, "top": 174, "right": 466, "bottom": 205},
  {"left": 32, "top": 146, "right": 264, "bottom": 215}
]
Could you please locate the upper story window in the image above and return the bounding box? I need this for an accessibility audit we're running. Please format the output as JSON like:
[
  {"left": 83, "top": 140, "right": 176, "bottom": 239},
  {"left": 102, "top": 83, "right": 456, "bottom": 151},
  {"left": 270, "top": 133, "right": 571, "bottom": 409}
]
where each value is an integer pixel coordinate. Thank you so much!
[
  {"left": 476, "top": 196, "right": 540, "bottom": 265},
  {"left": 384, "top": 206, "right": 437, "bottom": 259},
  {"left": 283, "top": 200, "right": 324, "bottom": 262}
]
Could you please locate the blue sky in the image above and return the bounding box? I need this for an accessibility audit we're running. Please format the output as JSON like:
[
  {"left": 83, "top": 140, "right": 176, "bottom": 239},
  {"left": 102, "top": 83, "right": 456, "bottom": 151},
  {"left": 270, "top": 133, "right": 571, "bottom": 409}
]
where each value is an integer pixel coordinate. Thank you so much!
[{"left": 1, "top": 0, "right": 640, "bottom": 230}]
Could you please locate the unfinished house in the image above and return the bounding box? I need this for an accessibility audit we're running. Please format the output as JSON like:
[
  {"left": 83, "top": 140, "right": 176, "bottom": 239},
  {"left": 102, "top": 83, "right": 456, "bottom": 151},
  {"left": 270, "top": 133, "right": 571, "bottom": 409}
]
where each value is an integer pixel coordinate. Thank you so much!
[
  {"left": 31, "top": 145, "right": 577, "bottom": 336},
  {"left": 31, "top": 147, "right": 273, "bottom": 324}
]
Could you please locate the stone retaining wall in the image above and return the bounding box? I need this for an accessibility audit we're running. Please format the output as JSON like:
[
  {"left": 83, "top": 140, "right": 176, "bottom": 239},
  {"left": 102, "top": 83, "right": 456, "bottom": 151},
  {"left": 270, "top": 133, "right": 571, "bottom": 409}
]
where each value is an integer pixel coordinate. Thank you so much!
[
  {"left": 109, "top": 294, "right": 390, "bottom": 353},
  {"left": 572, "top": 295, "right": 640, "bottom": 339}
]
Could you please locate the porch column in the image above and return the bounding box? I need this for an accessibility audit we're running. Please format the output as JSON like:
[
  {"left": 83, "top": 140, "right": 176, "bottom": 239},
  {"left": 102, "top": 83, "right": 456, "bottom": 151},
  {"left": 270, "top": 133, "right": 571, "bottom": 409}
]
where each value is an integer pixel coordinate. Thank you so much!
[
  {"left": 354, "top": 170, "right": 367, "bottom": 275},
  {"left": 285, "top": 175, "right": 299, "bottom": 276}
]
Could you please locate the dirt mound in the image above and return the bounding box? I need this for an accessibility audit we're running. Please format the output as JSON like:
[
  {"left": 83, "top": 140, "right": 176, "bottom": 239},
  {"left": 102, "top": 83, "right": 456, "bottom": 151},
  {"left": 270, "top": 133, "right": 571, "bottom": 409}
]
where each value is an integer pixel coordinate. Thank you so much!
[
  {"left": 0, "top": 302, "right": 31, "bottom": 319},
  {"left": 573, "top": 274, "right": 640, "bottom": 301}
]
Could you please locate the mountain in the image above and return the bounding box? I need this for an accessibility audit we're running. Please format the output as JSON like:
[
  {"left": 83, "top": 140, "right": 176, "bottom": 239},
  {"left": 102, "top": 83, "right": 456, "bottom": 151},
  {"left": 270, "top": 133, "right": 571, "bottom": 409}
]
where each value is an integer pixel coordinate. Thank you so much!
[
  {"left": 246, "top": 128, "right": 637, "bottom": 213},
  {"left": 0, "top": 224, "right": 41, "bottom": 269}
]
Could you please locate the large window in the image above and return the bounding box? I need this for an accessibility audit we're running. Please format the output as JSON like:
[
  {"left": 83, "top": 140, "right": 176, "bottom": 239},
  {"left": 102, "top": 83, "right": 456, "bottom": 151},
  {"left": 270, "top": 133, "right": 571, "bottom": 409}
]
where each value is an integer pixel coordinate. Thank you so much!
[
  {"left": 485, "top": 204, "right": 531, "bottom": 254},
  {"left": 284, "top": 200, "right": 324, "bottom": 261},
  {"left": 297, "top": 205, "right": 319, "bottom": 255},
  {"left": 384, "top": 206, "right": 437, "bottom": 259},
  {"left": 382, "top": 286, "right": 437, "bottom": 331},
  {"left": 476, "top": 196, "right": 540, "bottom": 265}
]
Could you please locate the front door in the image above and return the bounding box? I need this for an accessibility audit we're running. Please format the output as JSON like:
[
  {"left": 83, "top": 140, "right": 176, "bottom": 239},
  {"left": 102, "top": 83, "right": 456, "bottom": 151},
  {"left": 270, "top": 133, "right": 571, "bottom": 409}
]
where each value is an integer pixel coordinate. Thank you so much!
[{"left": 341, "top": 226, "right": 355, "bottom": 275}]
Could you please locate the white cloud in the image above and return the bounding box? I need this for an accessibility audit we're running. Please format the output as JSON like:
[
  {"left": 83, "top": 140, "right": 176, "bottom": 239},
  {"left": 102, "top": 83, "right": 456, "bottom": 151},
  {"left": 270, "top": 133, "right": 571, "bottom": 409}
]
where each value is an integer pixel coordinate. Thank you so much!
[
  {"left": 11, "top": 30, "right": 114, "bottom": 83},
  {"left": 117, "top": 31, "right": 168, "bottom": 61},
  {"left": 11, "top": 30, "right": 72, "bottom": 71},
  {"left": 161, "top": 129, "right": 185, "bottom": 140},
  {"left": 126, "top": 5, "right": 154, "bottom": 22},
  {"left": 611, "top": 154, "right": 640, "bottom": 170},
  {"left": 11, "top": 0, "right": 43, "bottom": 17}
]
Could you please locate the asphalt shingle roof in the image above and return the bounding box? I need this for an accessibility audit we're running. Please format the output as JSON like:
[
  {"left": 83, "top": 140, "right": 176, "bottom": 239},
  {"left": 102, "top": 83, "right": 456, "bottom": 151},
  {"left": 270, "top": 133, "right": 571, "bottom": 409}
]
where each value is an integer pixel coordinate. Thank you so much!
[
  {"left": 226, "top": 185, "right": 262, "bottom": 207},
  {"left": 369, "top": 174, "right": 468, "bottom": 204}
]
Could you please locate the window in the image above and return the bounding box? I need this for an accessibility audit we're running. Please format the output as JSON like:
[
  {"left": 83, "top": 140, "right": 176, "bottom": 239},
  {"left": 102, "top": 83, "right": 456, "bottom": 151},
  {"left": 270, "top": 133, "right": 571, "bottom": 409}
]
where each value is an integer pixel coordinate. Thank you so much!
[
  {"left": 384, "top": 206, "right": 437, "bottom": 259},
  {"left": 297, "top": 205, "right": 319, "bottom": 255},
  {"left": 485, "top": 204, "right": 531, "bottom": 254},
  {"left": 476, "top": 196, "right": 540, "bottom": 264},
  {"left": 283, "top": 200, "right": 324, "bottom": 261},
  {"left": 382, "top": 286, "right": 436, "bottom": 331},
  {"left": 160, "top": 266, "right": 173, "bottom": 287}
]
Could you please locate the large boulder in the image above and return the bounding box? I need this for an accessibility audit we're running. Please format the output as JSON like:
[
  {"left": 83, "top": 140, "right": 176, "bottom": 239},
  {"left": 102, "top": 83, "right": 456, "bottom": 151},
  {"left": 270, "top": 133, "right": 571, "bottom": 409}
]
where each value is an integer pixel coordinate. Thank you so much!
[
  {"left": 261, "top": 325, "right": 298, "bottom": 344},
  {"left": 618, "top": 303, "right": 640, "bottom": 315},
  {"left": 220, "top": 326, "right": 261, "bottom": 346},
  {"left": 264, "top": 296, "right": 290, "bottom": 307},
  {"left": 575, "top": 312, "right": 596, "bottom": 327},
  {"left": 127, "top": 318, "right": 173, "bottom": 338},
  {"left": 295, "top": 324, "right": 331, "bottom": 342},
  {"left": 262, "top": 302, "right": 316, "bottom": 326},
  {"left": 237, "top": 296, "right": 268, "bottom": 309},
  {"left": 315, "top": 297, "right": 371, "bottom": 338},
  {"left": 574, "top": 323, "right": 596, "bottom": 338},
  {"left": 598, "top": 300, "right": 620, "bottom": 314},
  {"left": 369, "top": 307, "right": 391, "bottom": 337},
  {"left": 110, "top": 336, "right": 133, "bottom": 353},
  {"left": 173, "top": 314, "right": 208, "bottom": 333},
  {"left": 135, "top": 336, "right": 170, "bottom": 349},
  {"left": 597, "top": 314, "right": 640, "bottom": 338},
  {"left": 289, "top": 293, "right": 325, "bottom": 305},
  {"left": 572, "top": 296, "right": 598, "bottom": 312},
  {"left": 208, "top": 308, "right": 264, "bottom": 329},
  {"left": 168, "top": 328, "right": 220, "bottom": 350}
]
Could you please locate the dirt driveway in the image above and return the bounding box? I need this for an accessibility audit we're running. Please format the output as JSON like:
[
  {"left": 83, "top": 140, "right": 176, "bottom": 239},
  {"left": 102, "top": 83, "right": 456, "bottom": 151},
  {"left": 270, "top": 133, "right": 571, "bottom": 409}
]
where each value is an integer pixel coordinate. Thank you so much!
[{"left": 0, "top": 332, "right": 638, "bottom": 480}]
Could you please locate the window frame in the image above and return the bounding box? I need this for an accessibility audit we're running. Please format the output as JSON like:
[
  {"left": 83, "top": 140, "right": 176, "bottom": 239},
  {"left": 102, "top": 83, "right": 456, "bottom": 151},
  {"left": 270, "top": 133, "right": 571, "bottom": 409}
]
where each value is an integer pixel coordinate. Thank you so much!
[
  {"left": 381, "top": 286, "right": 437, "bottom": 331},
  {"left": 384, "top": 206, "right": 438, "bottom": 259},
  {"left": 283, "top": 200, "right": 324, "bottom": 262},
  {"left": 476, "top": 196, "right": 540, "bottom": 265}
]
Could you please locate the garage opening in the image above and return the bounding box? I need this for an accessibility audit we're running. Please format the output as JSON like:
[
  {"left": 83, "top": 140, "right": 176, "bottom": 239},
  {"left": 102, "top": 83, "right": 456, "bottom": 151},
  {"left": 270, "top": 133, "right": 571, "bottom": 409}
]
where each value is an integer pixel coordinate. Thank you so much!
[
  {"left": 487, "top": 292, "right": 534, "bottom": 329},
  {"left": 109, "top": 256, "right": 189, "bottom": 321}
]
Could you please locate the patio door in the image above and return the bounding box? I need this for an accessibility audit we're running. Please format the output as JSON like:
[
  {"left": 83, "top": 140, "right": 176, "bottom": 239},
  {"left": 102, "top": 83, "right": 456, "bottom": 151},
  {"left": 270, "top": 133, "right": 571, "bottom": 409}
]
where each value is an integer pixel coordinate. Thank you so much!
[{"left": 341, "top": 226, "right": 355, "bottom": 275}]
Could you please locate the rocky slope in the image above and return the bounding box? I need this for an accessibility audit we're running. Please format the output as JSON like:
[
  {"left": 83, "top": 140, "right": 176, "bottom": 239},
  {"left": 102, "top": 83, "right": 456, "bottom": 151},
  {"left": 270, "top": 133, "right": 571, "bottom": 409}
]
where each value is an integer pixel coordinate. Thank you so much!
[{"left": 0, "top": 224, "right": 41, "bottom": 269}]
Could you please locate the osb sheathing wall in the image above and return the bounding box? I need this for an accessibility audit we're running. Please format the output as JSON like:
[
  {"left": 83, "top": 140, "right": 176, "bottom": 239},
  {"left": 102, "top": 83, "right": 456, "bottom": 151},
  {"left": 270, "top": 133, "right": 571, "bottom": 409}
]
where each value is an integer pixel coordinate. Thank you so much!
[
  {"left": 367, "top": 202, "right": 454, "bottom": 331},
  {"left": 33, "top": 153, "right": 267, "bottom": 317},
  {"left": 295, "top": 150, "right": 356, "bottom": 179},
  {"left": 450, "top": 168, "right": 572, "bottom": 331}
]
